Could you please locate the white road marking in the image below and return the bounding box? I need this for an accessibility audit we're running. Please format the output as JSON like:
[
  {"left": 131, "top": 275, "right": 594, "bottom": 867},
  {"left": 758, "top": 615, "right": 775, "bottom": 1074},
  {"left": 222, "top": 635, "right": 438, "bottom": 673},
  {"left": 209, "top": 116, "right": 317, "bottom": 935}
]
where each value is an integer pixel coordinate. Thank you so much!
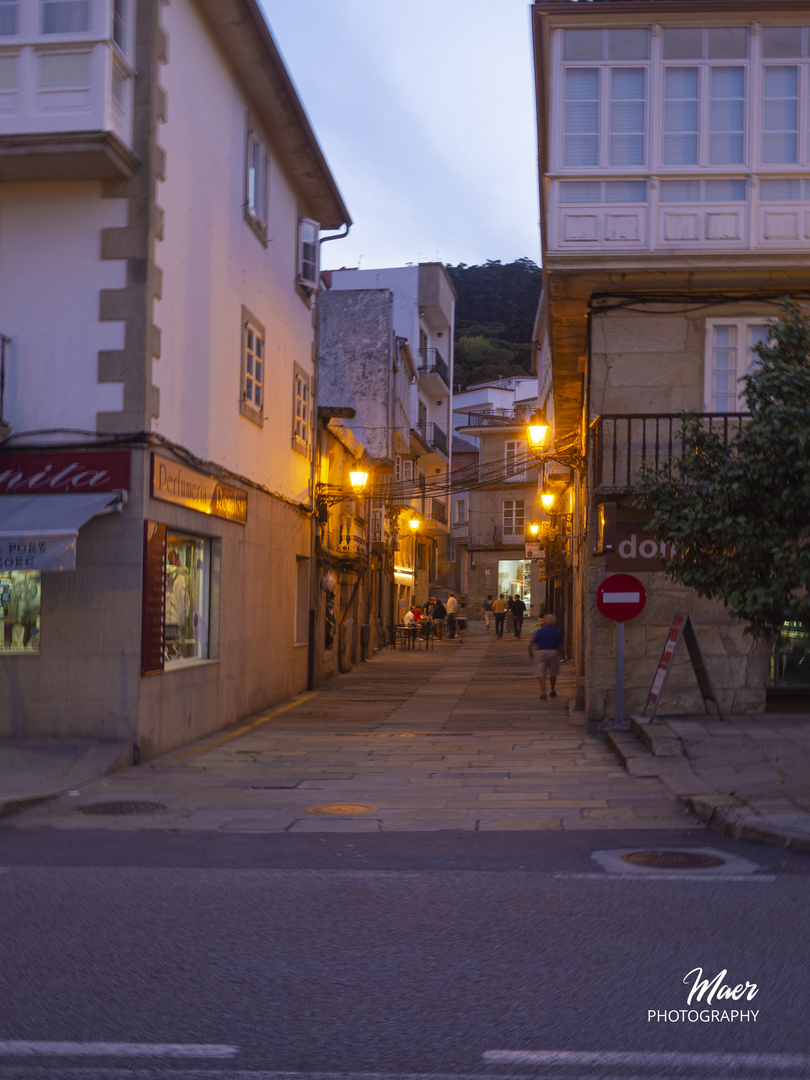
[
  {"left": 552, "top": 872, "right": 777, "bottom": 882},
  {"left": 0, "top": 1042, "right": 237, "bottom": 1058},
  {"left": 484, "top": 1050, "right": 810, "bottom": 1069}
]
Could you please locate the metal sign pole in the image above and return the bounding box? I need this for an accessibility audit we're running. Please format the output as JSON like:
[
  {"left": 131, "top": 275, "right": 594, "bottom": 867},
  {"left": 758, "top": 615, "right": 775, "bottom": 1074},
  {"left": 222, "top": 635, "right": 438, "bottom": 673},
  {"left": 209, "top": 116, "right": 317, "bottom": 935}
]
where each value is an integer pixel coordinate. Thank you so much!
[{"left": 616, "top": 621, "right": 624, "bottom": 729}]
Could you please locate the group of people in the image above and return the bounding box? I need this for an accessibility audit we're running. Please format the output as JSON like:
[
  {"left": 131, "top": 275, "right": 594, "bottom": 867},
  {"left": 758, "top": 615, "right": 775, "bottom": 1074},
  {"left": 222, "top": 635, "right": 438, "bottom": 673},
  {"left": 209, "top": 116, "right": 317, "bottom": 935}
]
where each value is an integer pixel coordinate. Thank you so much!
[
  {"left": 402, "top": 591, "right": 565, "bottom": 703},
  {"left": 402, "top": 593, "right": 467, "bottom": 642},
  {"left": 481, "top": 593, "right": 527, "bottom": 639}
]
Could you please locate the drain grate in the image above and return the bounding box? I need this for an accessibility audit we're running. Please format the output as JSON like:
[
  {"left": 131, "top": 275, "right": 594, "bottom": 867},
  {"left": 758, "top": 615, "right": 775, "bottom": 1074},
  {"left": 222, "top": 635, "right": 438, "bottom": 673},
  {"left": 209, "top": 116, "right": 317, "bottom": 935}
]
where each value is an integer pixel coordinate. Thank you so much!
[
  {"left": 302, "top": 803, "right": 378, "bottom": 816},
  {"left": 620, "top": 850, "right": 725, "bottom": 870},
  {"left": 77, "top": 801, "right": 169, "bottom": 816}
]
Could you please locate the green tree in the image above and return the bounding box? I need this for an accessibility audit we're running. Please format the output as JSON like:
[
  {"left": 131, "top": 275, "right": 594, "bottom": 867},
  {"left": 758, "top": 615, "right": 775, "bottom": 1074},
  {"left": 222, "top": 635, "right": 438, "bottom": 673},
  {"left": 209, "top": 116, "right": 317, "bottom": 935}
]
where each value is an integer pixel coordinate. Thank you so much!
[
  {"left": 445, "top": 259, "right": 541, "bottom": 389},
  {"left": 635, "top": 298, "right": 810, "bottom": 640}
]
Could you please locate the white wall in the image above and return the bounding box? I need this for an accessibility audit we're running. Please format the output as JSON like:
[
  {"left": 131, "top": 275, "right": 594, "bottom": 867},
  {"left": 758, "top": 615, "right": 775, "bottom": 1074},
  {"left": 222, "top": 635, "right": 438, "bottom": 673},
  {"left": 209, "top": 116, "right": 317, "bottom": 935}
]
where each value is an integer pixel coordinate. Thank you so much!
[
  {"left": 153, "top": 0, "right": 316, "bottom": 505},
  {"left": 0, "top": 182, "right": 127, "bottom": 432}
]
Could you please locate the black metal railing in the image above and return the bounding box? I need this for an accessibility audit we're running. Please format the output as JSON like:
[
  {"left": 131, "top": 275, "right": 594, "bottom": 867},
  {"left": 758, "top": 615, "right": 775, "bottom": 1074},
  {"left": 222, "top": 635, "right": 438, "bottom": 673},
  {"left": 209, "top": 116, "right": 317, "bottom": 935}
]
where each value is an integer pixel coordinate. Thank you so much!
[
  {"left": 417, "top": 348, "right": 449, "bottom": 387},
  {"left": 430, "top": 498, "right": 447, "bottom": 524},
  {"left": 593, "top": 412, "right": 750, "bottom": 491},
  {"left": 415, "top": 421, "right": 448, "bottom": 456},
  {"left": 456, "top": 404, "right": 535, "bottom": 429},
  {"left": 0, "top": 334, "right": 9, "bottom": 424}
]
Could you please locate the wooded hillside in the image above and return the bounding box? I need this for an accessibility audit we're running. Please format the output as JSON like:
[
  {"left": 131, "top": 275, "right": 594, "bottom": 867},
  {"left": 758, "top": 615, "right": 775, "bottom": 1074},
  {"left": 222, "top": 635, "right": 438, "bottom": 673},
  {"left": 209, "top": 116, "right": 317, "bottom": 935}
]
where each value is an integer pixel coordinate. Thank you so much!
[{"left": 445, "top": 258, "right": 541, "bottom": 390}]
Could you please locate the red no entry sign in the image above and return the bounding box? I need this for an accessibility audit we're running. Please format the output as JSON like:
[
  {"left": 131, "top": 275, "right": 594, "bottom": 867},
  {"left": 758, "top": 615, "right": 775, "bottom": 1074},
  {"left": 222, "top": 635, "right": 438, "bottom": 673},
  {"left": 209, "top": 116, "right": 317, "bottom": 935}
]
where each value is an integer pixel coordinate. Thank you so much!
[{"left": 596, "top": 573, "right": 646, "bottom": 622}]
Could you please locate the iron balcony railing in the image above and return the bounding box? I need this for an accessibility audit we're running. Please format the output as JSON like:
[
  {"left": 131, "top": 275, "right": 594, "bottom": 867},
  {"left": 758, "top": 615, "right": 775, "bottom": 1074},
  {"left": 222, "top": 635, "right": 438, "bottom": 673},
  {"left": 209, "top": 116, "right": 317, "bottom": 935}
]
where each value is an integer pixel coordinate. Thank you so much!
[
  {"left": 417, "top": 348, "right": 449, "bottom": 387},
  {"left": 456, "top": 404, "right": 536, "bottom": 429},
  {"left": 593, "top": 412, "right": 750, "bottom": 491},
  {"left": 415, "top": 421, "right": 448, "bottom": 456},
  {"left": 430, "top": 498, "right": 447, "bottom": 525}
]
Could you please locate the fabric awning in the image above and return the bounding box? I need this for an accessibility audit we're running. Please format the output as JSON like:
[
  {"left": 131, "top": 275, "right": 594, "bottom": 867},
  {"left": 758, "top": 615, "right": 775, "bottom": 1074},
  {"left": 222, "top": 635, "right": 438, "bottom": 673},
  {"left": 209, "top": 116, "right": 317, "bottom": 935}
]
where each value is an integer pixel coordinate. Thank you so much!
[{"left": 0, "top": 492, "right": 121, "bottom": 572}]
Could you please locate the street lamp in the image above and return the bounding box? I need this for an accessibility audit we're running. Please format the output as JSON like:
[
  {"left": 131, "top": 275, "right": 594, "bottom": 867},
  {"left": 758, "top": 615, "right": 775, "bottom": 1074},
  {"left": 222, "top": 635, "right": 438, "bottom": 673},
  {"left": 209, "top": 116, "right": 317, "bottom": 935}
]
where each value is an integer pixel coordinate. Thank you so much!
[
  {"left": 540, "top": 486, "right": 556, "bottom": 512},
  {"left": 528, "top": 522, "right": 540, "bottom": 537},
  {"left": 408, "top": 516, "right": 420, "bottom": 532},
  {"left": 526, "top": 409, "right": 550, "bottom": 451},
  {"left": 349, "top": 466, "right": 369, "bottom": 493}
]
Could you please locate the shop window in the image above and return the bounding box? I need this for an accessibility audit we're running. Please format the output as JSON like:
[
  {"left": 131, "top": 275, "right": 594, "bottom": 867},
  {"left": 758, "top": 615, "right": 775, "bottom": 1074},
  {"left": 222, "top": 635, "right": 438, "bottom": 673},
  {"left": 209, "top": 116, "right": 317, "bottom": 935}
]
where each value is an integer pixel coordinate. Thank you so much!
[
  {"left": 0, "top": 571, "right": 41, "bottom": 652},
  {"left": 164, "top": 532, "right": 214, "bottom": 665}
]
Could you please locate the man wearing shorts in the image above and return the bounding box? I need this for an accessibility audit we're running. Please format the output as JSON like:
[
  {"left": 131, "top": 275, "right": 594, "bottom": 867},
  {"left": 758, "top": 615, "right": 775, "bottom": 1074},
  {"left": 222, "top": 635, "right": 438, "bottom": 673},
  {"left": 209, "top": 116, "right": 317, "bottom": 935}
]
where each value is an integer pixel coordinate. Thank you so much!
[{"left": 527, "top": 614, "right": 564, "bottom": 700}]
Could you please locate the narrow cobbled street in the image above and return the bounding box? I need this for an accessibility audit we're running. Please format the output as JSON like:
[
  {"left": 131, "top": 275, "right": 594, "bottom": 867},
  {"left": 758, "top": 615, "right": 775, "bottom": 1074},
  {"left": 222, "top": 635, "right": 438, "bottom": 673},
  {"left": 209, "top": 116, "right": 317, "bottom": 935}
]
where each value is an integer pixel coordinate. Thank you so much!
[{"left": 10, "top": 623, "right": 697, "bottom": 834}]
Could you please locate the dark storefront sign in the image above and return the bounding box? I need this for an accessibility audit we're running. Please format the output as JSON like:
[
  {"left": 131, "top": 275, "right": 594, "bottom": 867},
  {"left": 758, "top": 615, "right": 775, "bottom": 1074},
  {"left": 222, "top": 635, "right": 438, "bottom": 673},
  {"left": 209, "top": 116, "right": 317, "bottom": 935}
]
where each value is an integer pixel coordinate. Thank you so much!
[
  {"left": 0, "top": 451, "right": 130, "bottom": 494},
  {"left": 141, "top": 521, "right": 167, "bottom": 675},
  {"left": 150, "top": 453, "right": 247, "bottom": 524},
  {"left": 597, "top": 502, "right": 674, "bottom": 571}
]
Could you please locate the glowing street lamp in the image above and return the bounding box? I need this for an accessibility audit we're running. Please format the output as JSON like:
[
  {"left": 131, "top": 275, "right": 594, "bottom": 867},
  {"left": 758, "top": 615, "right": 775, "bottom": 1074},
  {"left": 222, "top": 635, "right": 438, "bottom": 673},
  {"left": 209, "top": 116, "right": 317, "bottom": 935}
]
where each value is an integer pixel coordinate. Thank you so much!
[
  {"left": 526, "top": 409, "right": 550, "bottom": 452},
  {"left": 528, "top": 522, "right": 541, "bottom": 537},
  {"left": 541, "top": 487, "right": 556, "bottom": 512},
  {"left": 409, "top": 516, "right": 420, "bottom": 532},
  {"left": 349, "top": 467, "right": 369, "bottom": 493}
]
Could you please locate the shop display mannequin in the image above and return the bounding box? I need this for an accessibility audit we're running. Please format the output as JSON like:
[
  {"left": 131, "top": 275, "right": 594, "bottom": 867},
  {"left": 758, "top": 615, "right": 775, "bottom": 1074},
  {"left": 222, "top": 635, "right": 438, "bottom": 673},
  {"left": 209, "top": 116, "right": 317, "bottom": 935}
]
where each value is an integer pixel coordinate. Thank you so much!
[{"left": 165, "top": 549, "right": 191, "bottom": 656}]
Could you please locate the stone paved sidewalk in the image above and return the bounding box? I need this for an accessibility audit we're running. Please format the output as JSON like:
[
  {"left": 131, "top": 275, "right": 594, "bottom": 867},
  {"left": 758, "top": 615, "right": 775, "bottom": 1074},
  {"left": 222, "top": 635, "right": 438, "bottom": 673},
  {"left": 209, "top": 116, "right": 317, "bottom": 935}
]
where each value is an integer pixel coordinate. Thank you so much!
[{"left": 8, "top": 622, "right": 698, "bottom": 833}]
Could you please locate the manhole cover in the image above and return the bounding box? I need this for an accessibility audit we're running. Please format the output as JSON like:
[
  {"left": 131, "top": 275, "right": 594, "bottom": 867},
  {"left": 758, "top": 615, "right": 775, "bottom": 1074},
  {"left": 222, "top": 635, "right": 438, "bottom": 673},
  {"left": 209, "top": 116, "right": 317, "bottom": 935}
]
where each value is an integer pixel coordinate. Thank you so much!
[
  {"left": 302, "top": 803, "right": 378, "bottom": 816},
  {"left": 620, "top": 850, "right": 725, "bottom": 869},
  {"left": 77, "top": 801, "right": 168, "bottom": 816}
]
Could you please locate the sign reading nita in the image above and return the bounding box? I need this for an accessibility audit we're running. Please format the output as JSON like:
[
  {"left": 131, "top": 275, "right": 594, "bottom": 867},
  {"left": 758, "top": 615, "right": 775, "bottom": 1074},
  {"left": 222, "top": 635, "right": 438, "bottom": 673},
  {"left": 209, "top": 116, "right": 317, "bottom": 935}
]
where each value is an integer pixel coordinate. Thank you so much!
[{"left": 151, "top": 453, "right": 247, "bottom": 524}]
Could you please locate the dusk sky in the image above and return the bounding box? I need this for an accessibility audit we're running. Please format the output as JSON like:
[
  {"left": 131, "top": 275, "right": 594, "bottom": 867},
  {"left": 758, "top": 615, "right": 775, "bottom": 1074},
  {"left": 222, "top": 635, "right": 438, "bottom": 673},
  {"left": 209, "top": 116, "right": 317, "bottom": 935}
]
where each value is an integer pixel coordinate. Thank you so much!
[{"left": 258, "top": 0, "right": 540, "bottom": 272}]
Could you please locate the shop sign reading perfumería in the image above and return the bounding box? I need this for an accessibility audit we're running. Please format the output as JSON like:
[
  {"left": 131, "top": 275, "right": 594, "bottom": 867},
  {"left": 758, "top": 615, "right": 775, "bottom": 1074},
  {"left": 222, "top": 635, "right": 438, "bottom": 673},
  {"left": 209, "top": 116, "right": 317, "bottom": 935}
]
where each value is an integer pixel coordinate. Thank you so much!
[{"left": 151, "top": 454, "right": 247, "bottom": 524}]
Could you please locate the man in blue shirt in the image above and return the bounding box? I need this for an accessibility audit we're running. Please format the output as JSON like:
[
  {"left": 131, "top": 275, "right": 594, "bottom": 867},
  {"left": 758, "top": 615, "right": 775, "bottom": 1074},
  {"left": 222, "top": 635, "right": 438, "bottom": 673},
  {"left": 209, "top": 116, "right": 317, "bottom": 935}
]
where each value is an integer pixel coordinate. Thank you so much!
[{"left": 527, "top": 614, "right": 564, "bottom": 701}]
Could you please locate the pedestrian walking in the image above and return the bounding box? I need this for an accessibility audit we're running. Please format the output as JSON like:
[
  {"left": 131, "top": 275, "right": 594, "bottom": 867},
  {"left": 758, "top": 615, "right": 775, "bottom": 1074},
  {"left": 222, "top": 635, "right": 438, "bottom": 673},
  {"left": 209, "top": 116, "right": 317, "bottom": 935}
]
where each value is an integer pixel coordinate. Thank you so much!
[
  {"left": 492, "top": 594, "right": 507, "bottom": 638},
  {"left": 481, "top": 594, "right": 494, "bottom": 634},
  {"left": 511, "top": 594, "right": 526, "bottom": 638},
  {"left": 432, "top": 597, "right": 446, "bottom": 639},
  {"left": 446, "top": 592, "right": 458, "bottom": 639},
  {"left": 527, "top": 613, "right": 564, "bottom": 701}
]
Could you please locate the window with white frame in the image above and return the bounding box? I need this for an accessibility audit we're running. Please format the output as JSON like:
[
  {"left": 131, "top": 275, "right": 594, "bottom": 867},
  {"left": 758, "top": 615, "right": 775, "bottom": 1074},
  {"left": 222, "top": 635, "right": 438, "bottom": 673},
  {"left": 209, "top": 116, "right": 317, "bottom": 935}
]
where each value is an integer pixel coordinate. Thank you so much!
[
  {"left": 662, "top": 27, "right": 748, "bottom": 166},
  {"left": 403, "top": 459, "right": 414, "bottom": 481},
  {"left": 505, "top": 439, "right": 530, "bottom": 483},
  {"left": 42, "top": 0, "right": 89, "bottom": 33},
  {"left": 502, "top": 499, "right": 525, "bottom": 539},
  {"left": 705, "top": 319, "right": 769, "bottom": 412},
  {"left": 246, "top": 129, "right": 268, "bottom": 239},
  {"left": 298, "top": 217, "right": 319, "bottom": 289},
  {"left": 558, "top": 23, "right": 810, "bottom": 176},
  {"left": 293, "top": 367, "right": 311, "bottom": 453},
  {"left": 0, "top": 0, "right": 18, "bottom": 35},
  {"left": 454, "top": 498, "right": 467, "bottom": 525},
  {"left": 241, "top": 308, "right": 264, "bottom": 424},
  {"left": 561, "top": 28, "right": 649, "bottom": 168},
  {"left": 112, "top": 0, "right": 126, "bottom": 52}
]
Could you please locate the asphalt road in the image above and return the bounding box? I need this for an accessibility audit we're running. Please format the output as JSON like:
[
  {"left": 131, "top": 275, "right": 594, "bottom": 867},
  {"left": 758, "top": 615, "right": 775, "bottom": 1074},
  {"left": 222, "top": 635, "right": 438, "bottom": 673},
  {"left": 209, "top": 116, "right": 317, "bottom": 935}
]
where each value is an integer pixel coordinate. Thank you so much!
[{"left": 0, "top": 827, "right": 808, "bottom": 1080}]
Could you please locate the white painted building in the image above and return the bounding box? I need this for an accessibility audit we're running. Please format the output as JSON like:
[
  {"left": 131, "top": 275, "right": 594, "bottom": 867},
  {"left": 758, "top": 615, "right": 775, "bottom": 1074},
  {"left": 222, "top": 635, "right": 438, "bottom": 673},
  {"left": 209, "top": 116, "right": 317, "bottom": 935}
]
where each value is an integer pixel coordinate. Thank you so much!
[{"left": 0, "top": 0, "right": 350, "bottom": 756}]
